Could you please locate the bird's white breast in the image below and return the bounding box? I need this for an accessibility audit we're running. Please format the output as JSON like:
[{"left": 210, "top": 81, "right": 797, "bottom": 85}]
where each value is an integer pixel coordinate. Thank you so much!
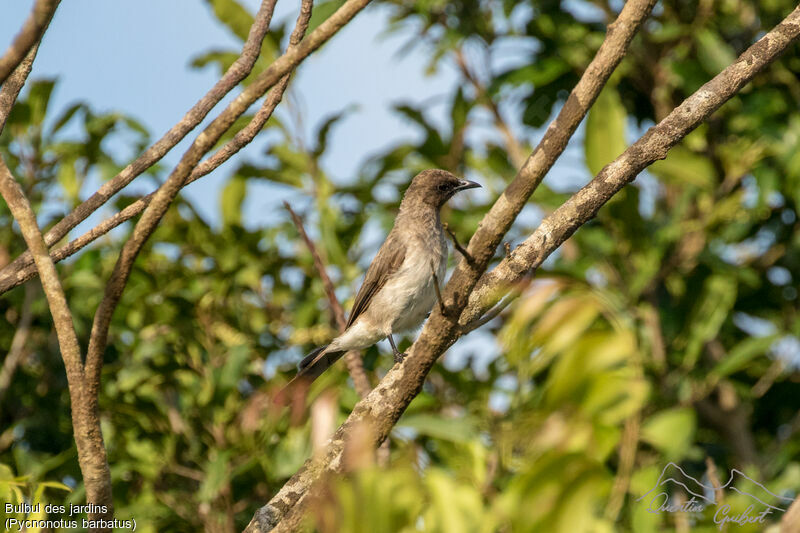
[{"left": 368, "top": 227, "right": 447, "bottom": 335}]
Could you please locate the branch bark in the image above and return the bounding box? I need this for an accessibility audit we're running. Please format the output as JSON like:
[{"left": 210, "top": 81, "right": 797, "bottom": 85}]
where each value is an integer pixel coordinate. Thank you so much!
[
  {"left": 0, "top": 157, "right": 114, "bottom": 525},
  {"left": 782, "top": 495, "right": 800, "bottom": 533},
  {"left": 250, "top": 4, "right": 800, "bottom": 531},
  {"left": 0, "top": 0, "right": 60, "bottom": 85}
]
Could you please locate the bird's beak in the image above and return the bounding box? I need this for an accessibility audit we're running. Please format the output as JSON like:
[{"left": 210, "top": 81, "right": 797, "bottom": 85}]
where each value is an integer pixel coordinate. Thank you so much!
[{"left": 455, "top": 179, "right": 481, "bottom": 192}]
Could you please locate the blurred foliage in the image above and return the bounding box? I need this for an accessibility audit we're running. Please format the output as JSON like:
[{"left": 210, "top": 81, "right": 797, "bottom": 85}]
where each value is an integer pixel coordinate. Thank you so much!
[{"left": 1, "top": 0, "right": 800, "bottom": 531}]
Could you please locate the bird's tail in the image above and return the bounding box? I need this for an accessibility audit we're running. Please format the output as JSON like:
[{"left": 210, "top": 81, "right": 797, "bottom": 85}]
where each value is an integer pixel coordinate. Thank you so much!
[
  {"left": 275, "top": 345, "right": 346, "bottom": 404},
  {"left": 296, "top": 344, "right": 346, "bottom": 381}
]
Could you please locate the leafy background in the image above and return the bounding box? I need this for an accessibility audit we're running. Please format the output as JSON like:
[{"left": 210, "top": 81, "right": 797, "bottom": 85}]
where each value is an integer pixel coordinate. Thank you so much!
[{"left": 1, "top": 0, "right": 800, "bottom": 531}]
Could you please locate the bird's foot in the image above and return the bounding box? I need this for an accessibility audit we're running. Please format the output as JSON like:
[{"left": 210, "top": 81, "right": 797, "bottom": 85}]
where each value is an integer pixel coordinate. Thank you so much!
[{"left": 393, "top": 351, "right": 407, "bottom": 364}]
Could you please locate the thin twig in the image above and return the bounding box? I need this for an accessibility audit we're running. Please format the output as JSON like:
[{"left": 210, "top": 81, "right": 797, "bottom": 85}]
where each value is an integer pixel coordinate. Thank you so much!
[
  {"left": 453, "top": 48, "right": 526, "bottom": 169},
  {"left": 605, "top": 414, "right": 641, "bottom": 522},
  {"left": 284, "top": 202, "right": 346, "bottom": 330},
  {"left": 459, "top": 289, "right": 517, "bottom": 334},
  {"left": 443, "top": 222, "right": 474, "bottom": 265},
  {"left": 0, "top": 0, "right": 60, "bottom": 85},
  {"left": 705, "top": 456, "right": 725, "bottom": 508},
  {"left": 0, "top": 284, "right": 36, "bottom": 406},
  {"left": 429, "top": 260, "right": 447, "bottom": 315},
  {"left": 284, "top": 201, "right": 372, "bottom": 397}
]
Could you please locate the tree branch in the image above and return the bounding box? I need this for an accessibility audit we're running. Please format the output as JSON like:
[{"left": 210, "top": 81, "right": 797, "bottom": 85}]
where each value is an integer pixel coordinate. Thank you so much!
[
  {"left": 0, "top": 0, "right": 376, "bottom": 297},
  {"left": 0, "top": 0, "right": 60, "bottom": 134},
  {"left": 782, "top": 495, "right": 800, "bottom": 532},
  {"left": 0, "top": 0, "right": 60, "bottom": 85},
  {"left": 0, "top": 156, "right": 114, "bottom": 525},
  {"left": 246, "top": 1, "right": 658, "bottom": 530}
]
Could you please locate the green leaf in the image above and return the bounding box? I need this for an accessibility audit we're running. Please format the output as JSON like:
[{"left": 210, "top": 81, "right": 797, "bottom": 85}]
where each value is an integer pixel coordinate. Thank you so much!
[
  {"left": 493, "top": 57, "right": 570, "bottom": 88},
  {"left": 218, "top": 344, "right": 250, "bottom": 392},
  {"left": 190, "top": 49, "right": 240, "bottom": 73},
  {"left": 641, "top": 408, "right": 696, "bottom": 460},
  {"left": 450, "top": 86, "right": 470, "bottom": 134},
  {"left": 220, "top": 175, "right": 247, "bottom": 226},
  {"left": 710, "top": 334, "right": 779, "bottom": 380},
  {"left": 308, "top": 0, "right": 347, "bottom": 33},
  {"left": 314, "top": 109, "right": 352, "bottom": 157},
  {"left": 649, "top": 145, "right": 715, "bottom": 188},
  {"left": 50, "top": 103, "right": 85, "bottom": 135},
  {"left": 27, "top": 79, "right": 56, "bottom": 126},
  {"left": 695, "top": 30, "right": 736, "bottom": 75},
  {"left": 205, "top": 0, "right": 254, "bottom": 41},
  {"left": 198, "top": 451, "right": 231, "bottom": 503},
  {"left": 56, "top": 156, "right": 80, "bottom": 203},
  {"left": 683, "top": 275, "right": 738, "bottom": 368},
  {"left": 397, "top": 413, "right": 477, "bottom": 443},
  {"left": 584, "top": 85, "right": 627, "bottom": 176}
]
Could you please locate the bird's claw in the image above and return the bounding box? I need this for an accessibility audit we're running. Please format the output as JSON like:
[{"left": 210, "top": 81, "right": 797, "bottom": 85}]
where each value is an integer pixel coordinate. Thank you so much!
[{"left": 393, "top": 351, "right": 407, "bottom": 364}]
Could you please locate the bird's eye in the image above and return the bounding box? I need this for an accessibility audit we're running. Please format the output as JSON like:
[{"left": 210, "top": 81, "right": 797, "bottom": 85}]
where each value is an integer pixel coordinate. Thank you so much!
[{"left": 437, "top": 183, "right": 450, "bottom": 192}]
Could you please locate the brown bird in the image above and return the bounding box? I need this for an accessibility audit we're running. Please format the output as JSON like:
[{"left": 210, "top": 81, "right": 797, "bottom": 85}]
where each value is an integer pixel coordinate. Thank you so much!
[{"left": 289, "top": 169, "right": 480, "bottom": 386}]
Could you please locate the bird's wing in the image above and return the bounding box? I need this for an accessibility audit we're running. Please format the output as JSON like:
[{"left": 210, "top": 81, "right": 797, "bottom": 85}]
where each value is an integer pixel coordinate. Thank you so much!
[{"left": 346, "top": 232, "right": 406, "bottom": 329}]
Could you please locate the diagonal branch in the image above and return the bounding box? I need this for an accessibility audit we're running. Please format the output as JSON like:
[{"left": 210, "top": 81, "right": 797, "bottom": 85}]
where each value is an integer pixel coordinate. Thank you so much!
[
  {"left": 0, "top": 0, "right": 60, "bottom": 133},
  {"left": 284, "top": 202, "right": 372, "bottom": 397},
  {"left": 246, "top": 0, "right": 658, "bottom": 530},
  {"left": 0, "top": 0, "right": 60, "bottom": 85},
  {"left": 0, "top": 0, "right": 376, "bottom": 297},
  {"left": 252, "top": 4, "right": 800, "bottom": 531}
]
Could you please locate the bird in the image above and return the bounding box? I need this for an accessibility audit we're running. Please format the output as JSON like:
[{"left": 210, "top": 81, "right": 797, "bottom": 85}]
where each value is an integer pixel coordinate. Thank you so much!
[{"left": 288, "top": 169, "right": 480, "bottom": 388}]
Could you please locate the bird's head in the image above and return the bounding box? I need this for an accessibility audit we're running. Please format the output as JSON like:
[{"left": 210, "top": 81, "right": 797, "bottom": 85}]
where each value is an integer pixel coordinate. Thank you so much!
[{"left": 404, "top": 169, "right": 481, "bottom": 208}]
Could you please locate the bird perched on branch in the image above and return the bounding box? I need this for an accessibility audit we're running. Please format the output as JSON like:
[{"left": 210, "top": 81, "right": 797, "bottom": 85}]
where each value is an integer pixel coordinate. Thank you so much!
[{"left": 288, "top": 169, "right": 480, "bottom": 388}]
